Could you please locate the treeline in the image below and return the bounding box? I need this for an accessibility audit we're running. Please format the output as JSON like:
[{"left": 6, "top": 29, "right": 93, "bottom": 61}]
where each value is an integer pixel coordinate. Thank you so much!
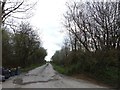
[
  {"left": 52, "top": 1, "right": 120, "bottom": 87},
  {"left": 2, "top": 22, "right": 47, "bottom": 68}
]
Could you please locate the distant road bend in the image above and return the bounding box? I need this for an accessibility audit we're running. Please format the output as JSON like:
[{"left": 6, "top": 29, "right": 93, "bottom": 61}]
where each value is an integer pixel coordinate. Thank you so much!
[{"left": 2, "top": 63, "right": 107, "bottom": 88}]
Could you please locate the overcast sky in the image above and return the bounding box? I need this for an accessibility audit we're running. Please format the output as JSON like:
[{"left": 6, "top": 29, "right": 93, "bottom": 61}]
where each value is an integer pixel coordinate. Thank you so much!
[
  {"left": 29, "top": 0, "right": 71, "bottom": 61},
  {"left": 4, "top": 0, "right": 116, "bottom": 61},
  {"left": 29, "top": 0, "right": 110, "bottom": 61}
]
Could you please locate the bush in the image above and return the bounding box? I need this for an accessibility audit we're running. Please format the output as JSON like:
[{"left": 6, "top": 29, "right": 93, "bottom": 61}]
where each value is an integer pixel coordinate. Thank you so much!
[{"left": 52, "top": 48, "right": 119, "bottom": 87}]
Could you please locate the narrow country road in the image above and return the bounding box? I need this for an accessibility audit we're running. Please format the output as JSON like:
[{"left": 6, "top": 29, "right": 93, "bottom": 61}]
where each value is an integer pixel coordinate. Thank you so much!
[{"left": 2, "top": 63, "right": 107, "bottom": 88}]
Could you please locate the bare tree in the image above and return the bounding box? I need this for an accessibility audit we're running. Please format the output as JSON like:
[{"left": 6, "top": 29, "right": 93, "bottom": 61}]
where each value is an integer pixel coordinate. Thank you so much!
[
  {"left": 88, "top": 1, "right": 120, "bottom": 50},
  {"left": 64, "top": 1, "right": 120, "bottom": 52},
  {"left": 0, "top": 0, "right": 37, "bottom": 29},
  {"left": 64, "top": 2, "right": 91, "bottom": 52}
]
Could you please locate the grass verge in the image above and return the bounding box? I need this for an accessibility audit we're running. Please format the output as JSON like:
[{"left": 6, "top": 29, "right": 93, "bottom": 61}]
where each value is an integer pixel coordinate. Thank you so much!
[
  {"left": 52, "top": 63, "right": 68, "bottom": 75},
  {"left": 21, "top": 63, "right": 46, "bottom": 73},
  {"left": 52, "top": 63, "right": 119, "bottom": 88}
]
